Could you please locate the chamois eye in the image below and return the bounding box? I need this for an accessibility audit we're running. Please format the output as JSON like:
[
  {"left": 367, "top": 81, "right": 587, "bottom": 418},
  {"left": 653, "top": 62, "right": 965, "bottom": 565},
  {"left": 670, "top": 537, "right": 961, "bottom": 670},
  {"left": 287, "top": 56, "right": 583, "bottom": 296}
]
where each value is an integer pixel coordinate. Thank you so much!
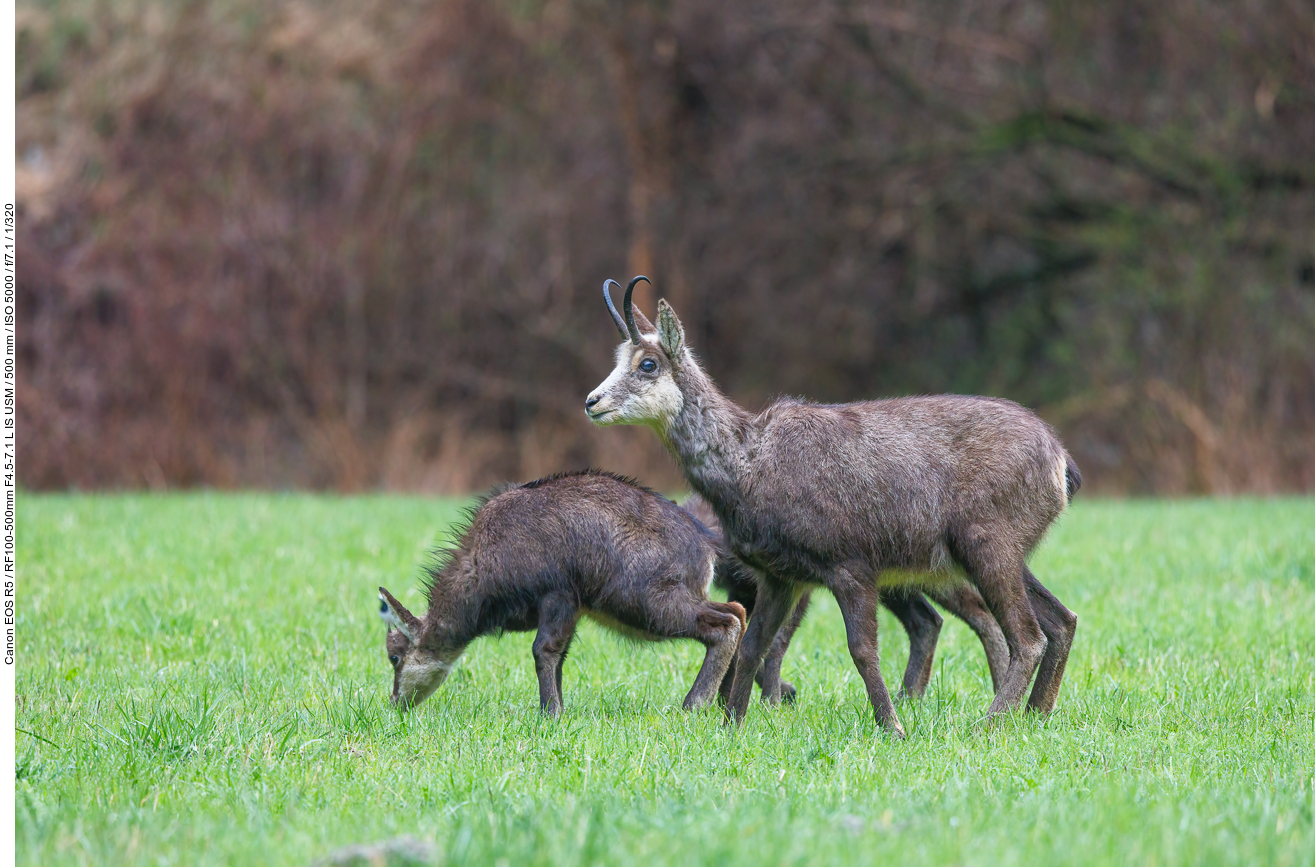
[
  {"left": 640, "top": 358, "right": 658, "bottom": 373},
  {"left": 389, "top": 655, "right": 400, "bottom": 666}
]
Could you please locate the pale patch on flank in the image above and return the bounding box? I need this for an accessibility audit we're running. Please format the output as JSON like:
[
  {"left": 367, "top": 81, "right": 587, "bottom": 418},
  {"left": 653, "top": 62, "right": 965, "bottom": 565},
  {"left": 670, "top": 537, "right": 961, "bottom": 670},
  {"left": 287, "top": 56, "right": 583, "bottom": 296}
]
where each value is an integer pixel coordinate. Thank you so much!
[
  {"left": 584, "top": 610, "right": 662, "bottom": 642},
  {"left": 1052, "top": 453, "right": 1069, "bottom": 511},
  {"left": 929, "top": 541, "right": 953, "bottom": 574},
  {"left": 703, "top": 553, "right": 717, "bottom": 593},
  {"left": 875, "top": 563, "right": 964, "bottom": 591}
]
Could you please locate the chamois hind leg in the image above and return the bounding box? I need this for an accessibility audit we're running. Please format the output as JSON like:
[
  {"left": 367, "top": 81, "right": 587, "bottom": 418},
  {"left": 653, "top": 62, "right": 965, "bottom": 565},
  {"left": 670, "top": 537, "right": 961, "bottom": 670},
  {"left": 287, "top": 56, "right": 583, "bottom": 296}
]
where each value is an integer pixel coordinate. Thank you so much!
[
  {"left": 726, "top": 579, "right": 796, "bottom": 725},
  {"left": 951, "top": 531, "right": 1047, "bottom": 717},
  {"left": 881, "top": 588, "right": 943, "bottom": 700},
  {"left": 831, "top": 571, "right": 905, "bottom": 738},
  {"left": 1023, "top": 566, "right": 1077, "bottom": 713},
  {"left": 680, "top": 600, "right": 746, "bottom": 710},
  {"left": 758, "top": 590, "right": 812, "bottom": 705},
  {"left": 925, "top": 582, "right": 1011, "bottom": 693},
  {"left": 532, "top": 593, "right": 579, "bottom": 717}
]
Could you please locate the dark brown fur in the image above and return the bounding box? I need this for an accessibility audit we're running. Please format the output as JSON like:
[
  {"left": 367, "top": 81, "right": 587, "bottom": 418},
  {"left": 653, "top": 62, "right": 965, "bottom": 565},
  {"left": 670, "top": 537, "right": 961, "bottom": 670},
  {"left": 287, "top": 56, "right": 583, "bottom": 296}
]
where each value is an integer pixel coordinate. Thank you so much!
[
  {"left": 378, "top": 470, "right": 745, "bottom": 714},
  {"left": 587, "top": 295, "right": 1079, "bottom": 735}
]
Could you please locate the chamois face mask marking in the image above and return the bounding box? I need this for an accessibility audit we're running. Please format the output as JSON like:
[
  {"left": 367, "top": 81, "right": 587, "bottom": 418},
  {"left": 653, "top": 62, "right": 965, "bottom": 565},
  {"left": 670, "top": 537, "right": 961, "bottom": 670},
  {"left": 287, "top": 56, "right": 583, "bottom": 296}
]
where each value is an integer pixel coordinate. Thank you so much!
[
  {"left": 393, "top": 647, "right": 462, "bottom": 709},
  {"left": 587, "top": 340, "right": 684, "bottom": 429}
]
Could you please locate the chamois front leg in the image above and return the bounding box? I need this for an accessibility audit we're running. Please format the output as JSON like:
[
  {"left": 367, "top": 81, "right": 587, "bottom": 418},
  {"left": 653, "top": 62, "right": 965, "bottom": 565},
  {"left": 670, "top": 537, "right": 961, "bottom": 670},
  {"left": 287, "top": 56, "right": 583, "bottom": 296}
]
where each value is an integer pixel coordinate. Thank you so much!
[
  {"left": 831, "top": 573, "right": 905, "bottom": 738},
  {"left": 717, "top": 578, "right": 755, "bottom": 706},
  {"left": 717, "top": 580, "right": 809, "bottom": 706},
  {"left": 880, "top": 588, "right": 943, "bottom": 700},
  {"left": 532, "top": 594, "right": 578, "bottom": 717},
  {"left": 554, "top": 629, "right": 576, "bottom": 709},
  {"left": 758, "top": 590, "right": 812, "bottom": 705},
  {"left": 725, "top": 579, "right": 796, "bottom": 725}
]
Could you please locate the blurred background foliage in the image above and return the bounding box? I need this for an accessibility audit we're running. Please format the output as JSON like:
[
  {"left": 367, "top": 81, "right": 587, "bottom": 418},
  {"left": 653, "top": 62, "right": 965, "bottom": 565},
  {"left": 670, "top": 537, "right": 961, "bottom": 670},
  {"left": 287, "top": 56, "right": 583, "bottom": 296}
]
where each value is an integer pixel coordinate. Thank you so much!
[{"left": 15, "top": 0, "right": 1315, "bottom": 494}]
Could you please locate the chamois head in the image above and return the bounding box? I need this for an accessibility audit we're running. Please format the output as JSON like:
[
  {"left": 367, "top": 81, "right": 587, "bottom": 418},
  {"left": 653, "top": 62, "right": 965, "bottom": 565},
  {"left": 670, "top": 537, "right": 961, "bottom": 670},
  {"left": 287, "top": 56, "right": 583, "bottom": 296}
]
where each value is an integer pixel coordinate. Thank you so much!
[
  {"left": 585, "top": 276, "right": 688, "bottom": 430},
  {"left": 377, "top": 586, "right": 463, "bottom": 710}
]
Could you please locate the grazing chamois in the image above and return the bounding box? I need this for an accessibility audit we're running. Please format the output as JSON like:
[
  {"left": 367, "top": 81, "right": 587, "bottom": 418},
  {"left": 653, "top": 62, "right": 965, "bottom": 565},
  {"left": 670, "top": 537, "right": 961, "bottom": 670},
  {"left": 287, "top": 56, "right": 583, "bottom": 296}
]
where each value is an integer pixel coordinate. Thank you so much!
[
  {"left": 682, "top": 493, "right": 1009, "bottom": 705},
  {"left": 586, "top": 277, "right": 1079, "bottom": 735},
  {"left": 378, "top": 470, "right": 745, "bottom": 714}
]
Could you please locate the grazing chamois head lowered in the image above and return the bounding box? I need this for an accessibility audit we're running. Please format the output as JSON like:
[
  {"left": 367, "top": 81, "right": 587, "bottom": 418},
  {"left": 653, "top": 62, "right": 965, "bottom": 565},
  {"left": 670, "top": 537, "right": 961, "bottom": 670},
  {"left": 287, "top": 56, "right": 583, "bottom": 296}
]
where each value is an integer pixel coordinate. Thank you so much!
[
  {"left": 378, "top": 470, "right": 745, "bottom": 713},
  {"left": 588, "top": 279, "right": 1080, "bottom": 736},
  {"left": 378, "top": 587, "right": 463, "bottom": 709}
]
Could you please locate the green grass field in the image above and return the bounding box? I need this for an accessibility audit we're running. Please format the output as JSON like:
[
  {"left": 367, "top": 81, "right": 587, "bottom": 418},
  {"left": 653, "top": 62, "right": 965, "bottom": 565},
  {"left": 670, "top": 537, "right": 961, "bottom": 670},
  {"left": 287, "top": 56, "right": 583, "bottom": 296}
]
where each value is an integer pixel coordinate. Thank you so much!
[{"left": 16, "top": 494, "right": 1315, "bottom": 866}]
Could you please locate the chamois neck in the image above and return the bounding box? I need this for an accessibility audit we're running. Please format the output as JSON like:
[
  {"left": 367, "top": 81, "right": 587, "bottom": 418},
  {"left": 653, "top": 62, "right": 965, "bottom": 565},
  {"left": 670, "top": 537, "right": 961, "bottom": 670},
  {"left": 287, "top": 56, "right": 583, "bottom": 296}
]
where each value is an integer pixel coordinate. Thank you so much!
[
  {"left": 421, "top": 567, "right": 480, "bottom": 649},
  {"left": 661, "top": 353, "right": 753, "bottom": 508}
]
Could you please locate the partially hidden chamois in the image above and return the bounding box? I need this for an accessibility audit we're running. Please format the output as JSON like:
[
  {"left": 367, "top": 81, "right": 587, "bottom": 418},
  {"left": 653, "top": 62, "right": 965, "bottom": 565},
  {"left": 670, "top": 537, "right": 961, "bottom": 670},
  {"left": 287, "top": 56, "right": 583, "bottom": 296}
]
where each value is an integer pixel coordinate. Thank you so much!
[
  {"left": 378, "top": 470, "right": 745, "bottom": 714},
  {"left": 682, "top": 493, "right": 1009, "bottom": 705},
  {"left": 587, "top": 277, "right": 1079, "bottom": 736}
]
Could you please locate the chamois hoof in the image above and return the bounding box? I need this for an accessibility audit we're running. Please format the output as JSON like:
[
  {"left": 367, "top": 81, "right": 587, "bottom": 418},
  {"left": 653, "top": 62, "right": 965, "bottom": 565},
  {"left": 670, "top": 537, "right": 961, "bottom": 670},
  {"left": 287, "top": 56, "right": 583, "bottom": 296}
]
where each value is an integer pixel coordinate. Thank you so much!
[{"left": 758, "top": 678, "right": 798, "bottom": 706}]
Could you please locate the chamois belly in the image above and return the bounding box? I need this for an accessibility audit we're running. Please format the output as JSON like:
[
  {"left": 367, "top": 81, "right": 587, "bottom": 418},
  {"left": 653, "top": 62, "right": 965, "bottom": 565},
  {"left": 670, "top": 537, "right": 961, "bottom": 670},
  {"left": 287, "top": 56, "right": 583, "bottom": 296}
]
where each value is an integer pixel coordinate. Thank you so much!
[
  {"left": 874, "top": 564, "right": 966, "bottom": 591},
  {"left": 731, "top": 514, "right": 960, "bottom": 589},
  {"left": 582, "top": 610, "right": 663, "bottom": 642},
  {"left": 871, "top": 535, "right": 961, "bottom": 585}
]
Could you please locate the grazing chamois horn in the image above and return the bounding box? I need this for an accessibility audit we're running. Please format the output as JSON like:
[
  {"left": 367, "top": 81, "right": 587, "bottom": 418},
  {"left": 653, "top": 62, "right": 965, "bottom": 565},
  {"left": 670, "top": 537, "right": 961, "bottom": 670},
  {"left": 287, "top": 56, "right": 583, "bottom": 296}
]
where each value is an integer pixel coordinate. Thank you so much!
[
  {"left": 623, "top": 275, "right": 650, "bottom": 344},
  {"left": 603, "top": 280, "right": 629, "bottom": 340}
]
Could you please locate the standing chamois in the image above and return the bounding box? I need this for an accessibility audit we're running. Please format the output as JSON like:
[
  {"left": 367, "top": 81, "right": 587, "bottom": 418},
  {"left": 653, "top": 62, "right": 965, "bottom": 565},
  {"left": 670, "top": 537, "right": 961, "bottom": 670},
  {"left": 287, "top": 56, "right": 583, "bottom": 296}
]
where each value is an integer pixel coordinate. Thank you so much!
[
  {"left": 378, "top": 470, "right": 745, "bottom": 714},
  {"left": 682, "top": 493, "right": 1009, "bottom": 705},
  {"left": 586, "top": 277, "right": 1080, "bottom": 736},
  {"left": 684, "top": 492, "right": 814, "bottom": 703}
]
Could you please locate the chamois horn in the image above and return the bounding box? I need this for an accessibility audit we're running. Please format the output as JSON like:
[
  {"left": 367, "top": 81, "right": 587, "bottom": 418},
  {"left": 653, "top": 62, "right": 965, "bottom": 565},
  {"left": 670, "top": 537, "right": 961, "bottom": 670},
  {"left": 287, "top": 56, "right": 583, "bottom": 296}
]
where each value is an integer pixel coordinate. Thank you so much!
[
  {"left": 603, "top": 280, "right": 629, "bottom": 340},
  {"left": 623, "top": 275, "right": 650, "bottom": 344}
]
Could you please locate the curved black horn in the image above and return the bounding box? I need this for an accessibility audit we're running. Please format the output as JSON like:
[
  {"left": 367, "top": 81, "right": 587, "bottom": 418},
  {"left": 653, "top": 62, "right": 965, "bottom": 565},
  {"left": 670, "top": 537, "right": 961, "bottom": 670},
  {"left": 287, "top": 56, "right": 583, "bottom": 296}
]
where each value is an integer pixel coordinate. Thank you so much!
[
  {"left": 603, "top": 280, "right": 629, "bottom": 340},
  {"left": 623, "top": 275, "right": 650, "bottom": 344}
]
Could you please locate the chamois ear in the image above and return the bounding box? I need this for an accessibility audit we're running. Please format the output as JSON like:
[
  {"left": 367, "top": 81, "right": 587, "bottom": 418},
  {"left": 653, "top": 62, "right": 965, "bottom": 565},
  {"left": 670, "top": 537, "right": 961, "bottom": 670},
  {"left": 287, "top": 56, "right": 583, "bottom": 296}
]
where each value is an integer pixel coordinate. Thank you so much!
[
  {"left": 631, "top": 304, "right": 656, "bottom": 336},
  {"left": 657, "top": 299, "right": 685, "bottom": 360},
  {"left": 378, "top": 586, "right": 419, "bottom": 642}
]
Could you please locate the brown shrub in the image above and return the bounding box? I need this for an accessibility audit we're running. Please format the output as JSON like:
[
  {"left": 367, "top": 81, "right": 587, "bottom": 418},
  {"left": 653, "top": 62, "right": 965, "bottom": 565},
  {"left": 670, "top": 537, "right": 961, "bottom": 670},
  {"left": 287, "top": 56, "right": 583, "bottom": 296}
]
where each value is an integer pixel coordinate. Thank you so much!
[{"left": 17, "top": 0, "right": 1315, "bottom": 493}]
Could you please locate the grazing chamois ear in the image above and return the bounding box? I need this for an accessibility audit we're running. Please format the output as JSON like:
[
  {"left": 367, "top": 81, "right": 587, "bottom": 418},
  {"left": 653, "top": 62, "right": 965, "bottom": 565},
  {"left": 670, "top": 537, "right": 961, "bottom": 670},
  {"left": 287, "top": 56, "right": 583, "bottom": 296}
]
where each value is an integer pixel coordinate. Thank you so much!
[
  {"left": 657, "top": 299, "right": 685, "bottom": 360},
  {"left": 378, "top": 586, "right": 420, "bottom": 642}
]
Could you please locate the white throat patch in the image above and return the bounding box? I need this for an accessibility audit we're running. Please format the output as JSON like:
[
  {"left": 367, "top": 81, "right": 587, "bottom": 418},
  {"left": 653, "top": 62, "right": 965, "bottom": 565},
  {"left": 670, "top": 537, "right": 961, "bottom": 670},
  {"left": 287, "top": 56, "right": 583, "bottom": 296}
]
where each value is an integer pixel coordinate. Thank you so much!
[
  {"left": 590, "top": 339, "right": 685, "bottom": 429},
  {"left": 396, "top": 650, "right": 461, "bottom": 707}
]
